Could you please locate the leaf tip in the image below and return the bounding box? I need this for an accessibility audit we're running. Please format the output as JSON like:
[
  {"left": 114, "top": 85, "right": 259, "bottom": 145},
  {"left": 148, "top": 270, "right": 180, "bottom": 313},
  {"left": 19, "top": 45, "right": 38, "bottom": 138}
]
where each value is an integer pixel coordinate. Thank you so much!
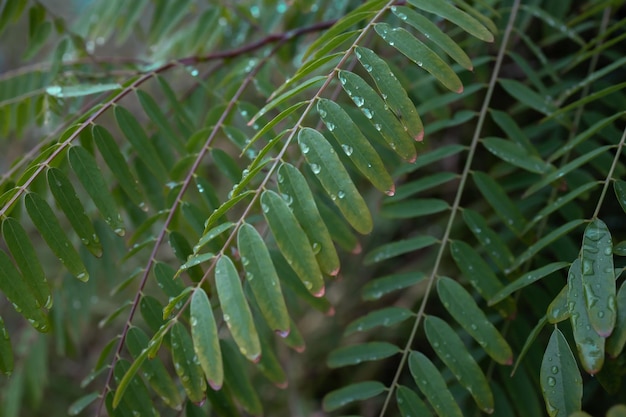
[
  {"left": 208, "top": 380, "right": 223, "bottom": 391},
  {"left": 313, "top": 285, "right": 326, "bottom": 298},
  {"left": 326, "top": 306, "right": 336, "bottom": 317},
  {"left": 276, "top": 328, "right": 290, "bottom": 338},
  {"left": 415, "top": 131, "right": 424, "bottom": 142},
  {"left": 456, "top": 85, "right": 464, "bottom": 94},
  {"left": 276, "top": 380, "right": 288, "bottom": 389},
  {"left": 351, "top": 243, "right": 362, "bottom": 254},
  {"left": 329, "top": 266, "right": 341, "bottom": 277},
  {"left": 385, "top": 185, "right": 396, "bottom": 197}
]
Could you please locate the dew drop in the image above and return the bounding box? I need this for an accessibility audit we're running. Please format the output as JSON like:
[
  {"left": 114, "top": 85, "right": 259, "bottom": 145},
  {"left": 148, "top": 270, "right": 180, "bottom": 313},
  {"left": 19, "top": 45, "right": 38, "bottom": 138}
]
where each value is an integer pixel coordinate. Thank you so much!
[
  {"left": 353, "top": 96, "right": 364, "bottom": 107},
  {"left": 310, "top": 163, "right": 321, "bottom": 174},
  {"left": 362, "top": 108, "right": 373, "bottom": 119},
  {"left": 547, "top": 376, "right": 557, "bottom": 387},
  {"left": 337, "top": 190, "right": 346, "bottom": 199},
  {"left": 300, "top": 142, "right": 310, "bottom": 154},
  {"left": 341, "top": 144, "right": 353, "bottom": 156}
]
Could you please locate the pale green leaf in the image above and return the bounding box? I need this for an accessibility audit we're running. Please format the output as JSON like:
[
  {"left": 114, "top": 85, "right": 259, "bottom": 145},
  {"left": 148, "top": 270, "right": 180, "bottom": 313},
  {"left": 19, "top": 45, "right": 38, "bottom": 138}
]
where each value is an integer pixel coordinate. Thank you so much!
[
  {"left": 24, "top": 193, "right": 88, "bottom": 282},
  {"left": 298, "top": 128, "right": 372, "bottom": 234},
  {"left": 45, "top": 83, "right": 121, "bottom": 98},
  {"left": 490, "top": 262, "right": 570, "bottom": 305},
  {"left": 215, "top": 255, "right": 261, "bottom": 362},
  {"left": 396, "top": 385, "right": 430, "bottom": 417},
  {"left": 407, "top": 0, "right": 494, "bottom": 41},
  {"left": 361, "top": 272, "right": 426, "bottom": 301},
  {"left": 277, "top": 163, "right": 340, "bottom": 276},
  {"left": 540, "top": 328, "right": 582, "bottom": 417},
  {"left": 375, "top": 23, "right": 463, "bottom": 93},
  {"left": 171, "top": 322, "right": 206, "bottom": 404},
  {"left": 327, "top": 342, "right": 400, "bottom": 368},
  {"left": 437, "top": 277, "right": 513, "bottom": 364},
  {"left": 204, "top": 190, "right": 254, "bottom": 231},
  {"left": 193, "top": 222, "right": 234, "bottom": 254},
  {"left": 243, "top": 102, "right": 305, "bottom": 154},
  {"left": 408, "top": 351, "right": 463, "bottom": 417},
  {"left": 190, "top": 288, "right": 223, "bottom": 390},
  {"left": 425, "top": 315, "right": 494, "bottom": 413},
  {"left": 322, "top": 381, "right": 386, "bottom": 412},
  {"left": 344, "top": 307, "right": 413, "bottom": 336},
  {"left": 238, "top": 223, "right": 290, "bottom": 335},
  {"left": 68, "top": 146, "right": 125, "bottom": 236}
]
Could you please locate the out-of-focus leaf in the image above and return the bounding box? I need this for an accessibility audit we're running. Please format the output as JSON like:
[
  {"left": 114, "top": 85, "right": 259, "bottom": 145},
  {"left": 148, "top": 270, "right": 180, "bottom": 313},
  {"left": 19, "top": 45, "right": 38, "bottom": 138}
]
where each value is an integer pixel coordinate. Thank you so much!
[
  {"left": 473, "top": 171, "right": 526, "bottom": 236},
  {"left": 112, "top": 359, "right": 158, "bottom": 416},
  {"left": 0, "top": 317, "right": 13, "bottom": 374},
  {"left": 171, "top": 322, "right": 206, "bottom": 404},
  {"left": 407, "top": 0, "right": 494, "bottom": 41},
  {"left": 607, "top": 281, "right": 626, "bottom": 357},
  {"left": 190, "top": 288, "right": 223, "bottom": 390},
  {"left": 45, "top": 83, "right": 121, "bottom": 98},
  {"left": 483, "top": 137, "right": 552, "bottom": 174},
  {"left": 381, "top": 198, "right": 449, "bottom": 219},
  {"left": 462, "top": 209, "right": 514, "bottom": 271},
  {"left": 490, "top": 262, "right": 570, "bottom": 305},
  {"left": 344, "top": 307, "right": 414, "bottom": 336},
  {"left": 68, "top": 392, "right": 100, "bottom": 416},
  {"left": 221, "top": 340, "right": 263, "bottom": 415},
  {"left": 327, "top": 342, "right": 400, "bottom": 368},
  {"left": 322, "top": 381, "right": 386, "bottom": 412},
  {"left": 361, "top": 272, "right": 426, "bottom": 301},
  {"left": 365, "top": 236, "right": 437, "bottom": 265}
]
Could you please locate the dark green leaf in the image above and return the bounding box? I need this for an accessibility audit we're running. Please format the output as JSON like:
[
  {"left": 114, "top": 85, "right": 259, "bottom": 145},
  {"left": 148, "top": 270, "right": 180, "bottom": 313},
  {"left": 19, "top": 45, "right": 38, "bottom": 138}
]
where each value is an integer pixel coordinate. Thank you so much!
[
  {"left": 344, "top": 307, "right": 414, "bottom": 336},
  {"left": 171, "top": 322, "right": 206, "bottom": 404},
  {"left": 112, "top": 359, "right": 158, "bottom": 416},
  {"left": 396, "top": 385, "right": 430, "bottom": 417},
  {"left": 391, "top": 172, "right": 457, "bottom": 201},
  {"left": 606, "top": 281, "right": 626, "bottom": 357},
  {"left": 327, "top": 342, "right": 400, "bottom": 368},
  {"left": 0, "top": 317, "right": 14, "bottom": 374},
  {"left": 407, "top": 0, "right": 494, "bottom": 41},
  {"left": 361, "top": 272, "right": 426, "bottom": 301},
  {"left": 490, "top": 262, "right": 570, "bottom": 305},
  {"left": 322, "top": 381, "right": 386, "bottom": 412},
  {"left": 68, "top": 392, "right": 100, "bottom": 416},
  {"left": 462, "top": 209, "right": 514, "bottom": 271},
  {"left": 381, "top": 198, "right": 449, "bottom": 219},
  {"left": 409, "top": 351, "right": 463, "bottom": 417},
  {"left": 365, "top": 235, "right": 437, "bottom": 265},
  {"left": 482, "top": 137, "right": 552, "bottom": 174},
  {"left": 473, "top": 171, "right": 527, "bottom": 236},
  {"left": 221, "top": 340, "right": 263, "bottom": 415}
]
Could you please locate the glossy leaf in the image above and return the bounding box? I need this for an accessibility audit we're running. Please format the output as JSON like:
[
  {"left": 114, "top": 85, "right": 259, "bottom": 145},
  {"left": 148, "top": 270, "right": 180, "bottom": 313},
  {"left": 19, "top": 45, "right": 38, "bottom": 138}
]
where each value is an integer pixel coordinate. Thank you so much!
[
  {"left": 581, "top": 218, "right": 617, "bottom": 337},
  {"left": 47, "top": 168, "right": 103, "bottom": 257},
  {"left": 24, "top": 193, "right": 88, "bottom": 281},
  {"left": 0, "top": 317, "right": 13, "bottom": 374},
  {"left": 365, "top": 236, "right": 437, "bottom": 265},
  {"left": 2, "top": 217, "right": 51, "bottom": 308},
  {"left": 215, "top": 255, "right": 261, "bottom": 362},
  {"left": 220, "top": 340, "right": 263, "bottom": 415},
  {"left": 68, "top": 146, "right": 125, "bottom": 236},
  {"left": 277, "top": 163, "right": 340, "bottom": 276},
  {"left": 261, "top": 190, "right": 325, "bottom": 296},
  {"left": 190, "top": 288, "right": 223, "bottom": 390},
  {"left": 355, "top": 46, "right": 424, "bottom": 140},
  {"left": 407, "top": 0, "right": 494, "bottom": 41},
  {"left": 396, "top": 385, "right": 430, "bottom": 417},
  {"left": 409, "top": 351, "right": 463, "bottom": 417},
  {"left": 344, "top": 307, "right": 413, "bottom": 336},
  {"left": 375, "top": 23, "right": 463, "bottom": 93},
  {"left": 238, "top": 223, "right": 290, "bottom": 335},
  {"left": 540, "top": 328, "right": 582, "bottom": 417},
  {"left": 93, "top": 125, "right": 144, "bottom": 207},
  {"left": 567, "top": 259, "right": 605, "bottom": 374},
  {"left": 322, "top": 381, "right": 386, "bottom": 412},
  {"left": 473, "top": 171, "right": 526, "bottom": 236},
  {"left": 317, "top": 99, "right": 394, "bottom": 194},
  {"left": 361, "top": 272, "right": 426, "bottom": 301},
  {"left": 490, "top": 262, "right": 570, "bottom": 305},
  {"left": 171, "top": 322, "right": 206, "bottom": 404},
  {"left": 425, "top": 315, "right": 493, "bottom": 412},
  {"left": 327, "top": 342, "right": 400, "bottom": 368},
  {"left": 337, "top": 71, "right": 416, "bottom": 161},
  {"left": 437, "top": 277, "right": 513, "bottom": 364},
  {"left": 606, "top": 281, "right": 626, "bottom": 357}
]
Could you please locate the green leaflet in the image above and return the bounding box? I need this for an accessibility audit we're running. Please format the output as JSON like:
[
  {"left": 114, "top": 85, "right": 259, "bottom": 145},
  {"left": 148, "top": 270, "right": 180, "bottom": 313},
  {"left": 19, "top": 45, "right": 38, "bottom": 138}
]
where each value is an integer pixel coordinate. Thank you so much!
[
  {"left": 499, "top": 79, "right": 556, "bottom": 116},
  {"left": 316, "top": 99, "right": 394, "bottom": 195},
  {"left": 337, "top": 70, "right": 416, "bottom": 162},
  {"left": 317, "top": 200, "right": 360, "bottom": 253},
  {"left": 2, "top": 217, "right": 51, "bottom": 308},
  {"left": 190, "top": 288, "right": 223, "bottom": 390},
  {"left": 375, "top": 23, "right": 463, "bottom": 93},
  {"left": 47, "top": 168, "right": 103, "bottom": 257},
  {"left": 114, "top": 105, "right": 168, "bottom": 182},
  {"left": 238, "top": 223, "right": 290, "bottom": 335},
  {"left": 450, "top": 240, "right": 515, "bottom": 317},
  {"left": 24, "top": 193, "right": 88, "bottom": 282},
  {"left": 397, "top": 144, "right": 466, "bottom": 175},
  {"left": 212, "top": 148, "right": 242, "bottom": 184},
  {"left": 489, "top": 109, "right": 536, "bottom": 154},
  {"left": 540, "top": 328, "right": 582, "bottom": 417},
  {"left": 327, "top": 342, "right": 400, "bottom": 368},
  {"left": 396, "top": 385, "right": 430, "bottom": 417},
  {"left": 355, "top": 46, "right": 424, "bottom": 141},
  {"left": 277, "top": 163, "right": 340, "bottom": 276},
  {"left": 171, "top": 322, "right": 206, "bottom": 404},
  {"left": 261, "top": 190, "right": 325, "bottom": 296},
  {"left": 490, "top": 262, "right": 571, "bottom": 305},
  {"left": 361, "top": 272, "right": 426, "bottom": 301},
  {"left": 93, "top": 125, "right": 144, "bottom": 207},
  {"left": 482, "top": 137, "right": 552, "bottom": 174},
  {"left": 45, "top": 83, "right": 121, "bottom": 98},
  {"left": 529, "top": 182, "right": 599, "bottom": 228},
  {"left": 581, "top": 219, "right": 617, "bottom": 337},
  {"left": 220, "top": 340, "right": 263, "bottom": 415},
  {"left": 408, "top": 351, "right": 463, "bottom": 417},
  {"left": 391, "top": 172, "right": 458, "bottom": 200},
  {"left": 365, "top": 235, "right": 438, "bottom": 265},
  {"left": 473, "top": 171, "right": 527, "bottom": 236},
  {"left": 606, "top": 281, "right": 626, "bottom": 357},
  {"left": 567, "top": 259, "right": 605, "bottom": 374},
  {"left": 437, "top": 277, "right": 513, "bottom": 364},
  {"left": 462, "top": 209, "right": 514, "bottom": 271},
  {"left": 136, "top": 89, "right": 184, "bottom": 152},
  {"left": 381, "top": 198, "right": 449, "bottom": 219},
  {"left": 0, "top": 249, "right": 49, "bottom": 332},
  {"left": 68, "top": 393, "right": 100, "bottom": 416},
  {"left": 215, "top": 255, "right": 261, "bottom": 362},
  {"left": 425, "top": 315, "right": 493, "bottom": 413},
  {"left": 547, "top": 286, "right": 570, "bottom": 324},
  {"left": 344, "top": 307, "right": 414, "bottom": 336},
  {"left": 322, "top": 380, "right": 386, "bottom": 412},
  {"left": 407, "top": 0, "right": 494, "bottom": 42},
  {"left": 243, "top": 102, "right": 304, "bottom": 153},
  {"left": 0, "top": 317, "right": 13, "bottom": 374},
  {"left": 193, "top": 222, "right": 234, "bottom": 254},
  {"left": 512, "top": 315, "right": 548, "bottom": 377},
  {"left": 68, "top": 146, "right": 125, "bottom": 236},
  {"left": 112, "top": 359, "right": 158, "bottom": 416},
  {"left": 614, "top": 180, "right": 626, "bottom": 214},
  {"left": 125, "top": 327, "right": 182, "bottom": 409},
  {"left": 204, "top": 190, "right": 254, "bottom": 232},
  {"left": 272, "top": 54, "right": 342, "bottom": 98},
  {"left": 256, "top": 330, "right": 287, "bottom": 388},
  {"left": 252, "top": 77, "right": 324, "bottom": 123}
]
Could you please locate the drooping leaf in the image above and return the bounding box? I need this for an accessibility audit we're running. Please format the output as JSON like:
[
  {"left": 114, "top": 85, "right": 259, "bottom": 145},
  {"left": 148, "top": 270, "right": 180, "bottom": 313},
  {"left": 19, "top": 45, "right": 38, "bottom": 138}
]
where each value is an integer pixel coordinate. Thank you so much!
[
  {"left": 215, "top": 255, "right": 261, "bottom": 362},
  {"left": 327, "top": 342, "right": 400, "bottom": 368},
  {"left": 238, "top": 223, "right": 290, "bottom": 335},
  {"left": 337, "top": 70, "right": 417, "bottom": 162},
  {"left": 261, "top": 190, "right": 325, "bottom": 296},
  {"left": 425, "top": 315, "right": 493, "bottom": 413},
  {"left": 511, "top": 315, "right": 548, "bottom": 376},
  {"left": 68, "top": 146, "right": 125, "bottom": 236},
  {"left": 190, "top": 288, "right": 223, "bottom": 390},
  {"left": 2, "top": 217, "right": 51, "bottom": 308},
  {"left": 171, "top": 321, "right": 206, "bottom": 404},
  {"left": 322, "top": 381, "right": 386, "bottom": 412},
  {"left": 567, "top": 259, "right": 605, "bottom": 374},
  {"left": 317, "top": 99, "right": 394, "bottom": 195},
  {"left": 490, "top": 262, "right": 570, "bottom": 305},
  {"left": 396, "top": 385, "right": 430, "bottom": 417},
  {"left": 24, "top": 192, "right": 88, "bottom": 281},
  {"left": 408, "top": 351, "right": 463, "bottom": 417},
  {"left": 344, "top": 307, "right": 414, "bottom": 336},
  {"left": 220, "top": 340, "right": 263, "bottom": 416},
  {"left": 606, "top": 281, "right": 626, "bottom": 357},
  {"left": 540, "top": 328, "right": 582, "bottom": 417},
  {"left": 547, "top": 286, "right": 570, "bottom": 324},
  {"left": 407, "top": 0, "right": 494, "bottom": 41},
  {"left": 437, "top": 277, "right": 513, "bottom": 364},
  {"left": 277, "top": 163, "right": 340, "bottom": 276},
  {"left": 361, "top": 272, "right": 426, "bottom": 301},
  {"left": 255, "top": 330, "right": 287, "bottom": 388},
  {"left": 581, "top": 218, "right": 617, "bottom": 337},
  {"left": 46, "top": 168, "right": 103, "bottom": 257},
  {"left": 375, "top": 23, "right": 463, "bottom": 93}
]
